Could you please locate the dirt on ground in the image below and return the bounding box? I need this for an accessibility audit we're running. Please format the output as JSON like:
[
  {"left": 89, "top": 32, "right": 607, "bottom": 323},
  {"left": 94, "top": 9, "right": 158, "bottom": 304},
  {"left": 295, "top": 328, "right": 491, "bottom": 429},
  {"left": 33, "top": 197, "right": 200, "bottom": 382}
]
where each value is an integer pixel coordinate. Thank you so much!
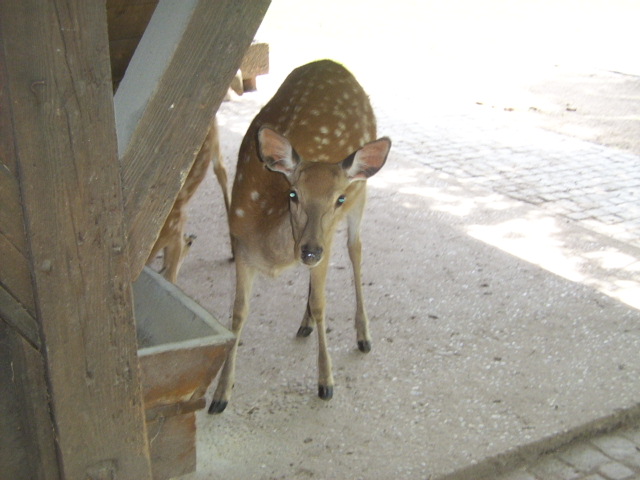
[
  {"left": 477, "top": 66, "right": 640, "bottom": 156},
  {"left": 165, "top": 2, "right": 640, "bottom": 478}
]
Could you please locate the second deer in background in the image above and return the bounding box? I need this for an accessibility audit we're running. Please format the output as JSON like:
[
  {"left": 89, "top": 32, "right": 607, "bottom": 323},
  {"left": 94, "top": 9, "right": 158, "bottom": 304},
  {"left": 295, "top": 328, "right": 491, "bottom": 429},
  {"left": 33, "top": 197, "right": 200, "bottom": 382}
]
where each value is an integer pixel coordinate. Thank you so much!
[{"left": 146, "top": 116, "right": 231, "bottom": 283}]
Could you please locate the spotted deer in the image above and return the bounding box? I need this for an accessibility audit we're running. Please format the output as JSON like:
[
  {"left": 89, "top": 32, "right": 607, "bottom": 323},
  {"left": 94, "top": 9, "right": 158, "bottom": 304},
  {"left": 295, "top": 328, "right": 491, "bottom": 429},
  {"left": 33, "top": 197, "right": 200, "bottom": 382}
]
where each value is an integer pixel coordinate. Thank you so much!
[
  {"left": 146, "top": 115, "right": 231, "bottom": 283},
  {"left": 209, "top": 60, "right": 391, "bottom": 413}
]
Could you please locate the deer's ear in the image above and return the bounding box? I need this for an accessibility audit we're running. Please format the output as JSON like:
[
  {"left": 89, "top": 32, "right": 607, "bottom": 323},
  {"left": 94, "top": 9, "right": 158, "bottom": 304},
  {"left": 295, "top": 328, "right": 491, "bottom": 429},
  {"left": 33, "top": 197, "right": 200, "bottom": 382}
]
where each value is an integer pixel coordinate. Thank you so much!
[
  {"left": 258, "top": 126, "right": 299, "bottom": 177},
  {"left": 342, "top": 137, "right": 391, "bottom": 181}
]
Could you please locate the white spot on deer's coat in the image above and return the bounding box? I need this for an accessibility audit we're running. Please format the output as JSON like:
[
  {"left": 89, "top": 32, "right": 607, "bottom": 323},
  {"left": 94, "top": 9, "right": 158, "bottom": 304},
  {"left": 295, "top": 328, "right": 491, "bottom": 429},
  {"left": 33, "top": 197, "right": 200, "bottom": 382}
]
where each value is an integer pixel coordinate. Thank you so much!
[
  {"left": 310, "top": 109, "right": 320, "bottom": 116},
  {"left": 235, "top": 208, "right": 245, "bottom": 218},
  {"left": 251, "top": 191, "right": 260, "bottom": 202},
  {"left": 334, "top": 129, "right": 343, "bottom": 137},
  {"left": 319, "top": 126, "right": 329, "bottom": 134}
]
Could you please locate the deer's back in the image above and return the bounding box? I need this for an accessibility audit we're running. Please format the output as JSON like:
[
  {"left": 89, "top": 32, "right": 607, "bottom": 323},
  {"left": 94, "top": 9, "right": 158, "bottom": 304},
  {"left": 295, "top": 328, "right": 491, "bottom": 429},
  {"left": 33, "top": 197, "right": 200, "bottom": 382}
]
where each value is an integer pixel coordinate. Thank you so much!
[{"left": 230, "top": 60, "right": 376, "bottom": 268}]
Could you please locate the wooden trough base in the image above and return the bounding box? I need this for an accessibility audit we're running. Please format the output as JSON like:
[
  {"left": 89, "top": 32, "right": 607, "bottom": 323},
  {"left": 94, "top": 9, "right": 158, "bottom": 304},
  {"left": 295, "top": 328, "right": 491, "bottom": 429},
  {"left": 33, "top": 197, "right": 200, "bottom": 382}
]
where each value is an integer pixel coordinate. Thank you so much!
[{"left": 134, "top": 268, "right": 235, "bottom": 479}]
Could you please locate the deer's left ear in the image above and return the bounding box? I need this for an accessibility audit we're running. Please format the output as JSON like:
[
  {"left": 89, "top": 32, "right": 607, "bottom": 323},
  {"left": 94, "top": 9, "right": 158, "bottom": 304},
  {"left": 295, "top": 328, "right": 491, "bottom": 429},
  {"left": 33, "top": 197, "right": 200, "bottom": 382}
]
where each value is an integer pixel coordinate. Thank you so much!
[{"left": 342, "top": 137, "right": 391, "bottom": 181}]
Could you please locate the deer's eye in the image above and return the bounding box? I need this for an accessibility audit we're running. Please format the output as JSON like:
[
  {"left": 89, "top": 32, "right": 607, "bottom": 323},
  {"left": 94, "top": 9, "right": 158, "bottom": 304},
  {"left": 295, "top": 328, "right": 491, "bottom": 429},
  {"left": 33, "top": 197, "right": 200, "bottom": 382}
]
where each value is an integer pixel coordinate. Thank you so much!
[
  {"left": 289, "top": 190, "right": 298, "bottom": 202},
  {"left": 336, "top": 195, "right": 346, "bottom": 207}
]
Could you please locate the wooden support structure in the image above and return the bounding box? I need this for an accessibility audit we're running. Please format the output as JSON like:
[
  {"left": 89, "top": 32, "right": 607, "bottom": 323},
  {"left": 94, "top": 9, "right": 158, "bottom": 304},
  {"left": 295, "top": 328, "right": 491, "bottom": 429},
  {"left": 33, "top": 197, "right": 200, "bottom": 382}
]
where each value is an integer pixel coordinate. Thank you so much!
[{"left": 0, "top": 0, "right": 270, "bottom": 478}]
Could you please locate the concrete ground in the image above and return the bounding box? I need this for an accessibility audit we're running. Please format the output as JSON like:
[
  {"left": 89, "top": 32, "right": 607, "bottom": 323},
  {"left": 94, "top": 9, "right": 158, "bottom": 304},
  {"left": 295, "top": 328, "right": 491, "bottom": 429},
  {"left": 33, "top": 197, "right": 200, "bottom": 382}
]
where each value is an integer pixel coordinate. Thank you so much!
[{"left": 171, "top": 1, "right": 640, "bottom": 478}]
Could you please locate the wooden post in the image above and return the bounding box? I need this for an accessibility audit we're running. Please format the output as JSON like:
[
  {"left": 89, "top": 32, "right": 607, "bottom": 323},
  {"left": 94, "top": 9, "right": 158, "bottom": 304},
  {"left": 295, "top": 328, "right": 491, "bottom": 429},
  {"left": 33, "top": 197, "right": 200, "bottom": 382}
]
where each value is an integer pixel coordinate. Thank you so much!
[
  {"left": 115, "top": 0, "right": 271, "bottom": 279},
  {"left": 0, "top": 1, "right": 152, "bottom": 478},
  {"left": 1, "top": 0, "right": 270, "bottom": 477}
]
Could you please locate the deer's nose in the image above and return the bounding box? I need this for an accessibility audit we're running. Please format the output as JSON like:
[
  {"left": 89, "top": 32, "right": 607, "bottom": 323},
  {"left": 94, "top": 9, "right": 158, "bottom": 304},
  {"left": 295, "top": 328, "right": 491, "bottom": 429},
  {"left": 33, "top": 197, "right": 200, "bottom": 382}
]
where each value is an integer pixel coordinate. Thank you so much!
[{"left": 301, "top": 245, "right": 323, "bottom": 265}]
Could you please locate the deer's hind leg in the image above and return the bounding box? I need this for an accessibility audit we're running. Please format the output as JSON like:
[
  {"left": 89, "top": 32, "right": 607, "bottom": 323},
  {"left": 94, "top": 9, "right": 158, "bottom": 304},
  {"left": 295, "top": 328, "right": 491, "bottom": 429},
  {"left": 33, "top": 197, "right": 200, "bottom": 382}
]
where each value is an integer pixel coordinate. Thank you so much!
[{"left": 346, "top": 200, "right": 371, "bottom": 353}]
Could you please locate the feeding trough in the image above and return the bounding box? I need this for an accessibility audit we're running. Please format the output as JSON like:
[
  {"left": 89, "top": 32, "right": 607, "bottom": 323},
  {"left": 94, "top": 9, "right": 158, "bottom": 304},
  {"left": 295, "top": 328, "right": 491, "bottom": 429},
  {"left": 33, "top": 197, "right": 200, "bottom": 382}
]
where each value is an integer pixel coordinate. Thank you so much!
[{"left": 133, "top": 267, "right": 234, "bottom": 479}]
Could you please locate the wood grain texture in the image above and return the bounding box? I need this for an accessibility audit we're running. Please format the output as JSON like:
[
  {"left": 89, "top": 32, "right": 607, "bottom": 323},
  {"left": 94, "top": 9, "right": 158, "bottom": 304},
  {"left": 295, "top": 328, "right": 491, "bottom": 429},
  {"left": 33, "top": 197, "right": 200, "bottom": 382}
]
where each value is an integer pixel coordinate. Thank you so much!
[
  {"left": 0, "top": 35, "right": 35, "bottom": 317},
  {"left": 0, "top": 286, "right": 40, "bottom": 350},
  {"left": 0, "top": 1, "right": 152, "bottom": 478},
  {"left": 106, "top": 0, "right": 159, "bottom": 88},
  {"left": 0, "top": 322, "right": 59, "bottom": 480},
  {"left": 118, "top": 0, "right": 271, "bottom": 279}
]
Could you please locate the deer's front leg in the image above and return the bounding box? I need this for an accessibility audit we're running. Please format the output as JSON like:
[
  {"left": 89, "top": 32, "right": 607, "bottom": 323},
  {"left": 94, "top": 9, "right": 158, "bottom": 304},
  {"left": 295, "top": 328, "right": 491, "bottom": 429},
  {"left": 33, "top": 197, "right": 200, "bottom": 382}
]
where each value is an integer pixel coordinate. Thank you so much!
[
  {"left": 303, "top": 255, "right": 334, "bottom": 400},
  {"left": 347, "top": 201, "right": 371, "bottom": 353},
  {"left": 208, "top": 257, "right": 255, "bottom": 414}
]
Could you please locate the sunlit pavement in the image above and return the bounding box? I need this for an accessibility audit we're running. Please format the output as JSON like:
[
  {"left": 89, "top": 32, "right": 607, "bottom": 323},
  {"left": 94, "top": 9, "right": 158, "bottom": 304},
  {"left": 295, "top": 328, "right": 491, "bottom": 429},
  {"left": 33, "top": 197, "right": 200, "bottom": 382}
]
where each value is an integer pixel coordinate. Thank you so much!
[{"left": 181, "top": 2, "right": 640, "bottom": 478}]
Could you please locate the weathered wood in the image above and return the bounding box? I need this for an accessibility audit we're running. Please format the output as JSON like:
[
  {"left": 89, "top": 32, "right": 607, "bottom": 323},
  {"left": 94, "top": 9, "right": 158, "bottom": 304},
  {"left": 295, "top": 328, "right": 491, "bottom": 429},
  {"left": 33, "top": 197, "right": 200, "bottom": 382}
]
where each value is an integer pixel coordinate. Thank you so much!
[
  {"left": 107, "top": 0, "right": 158, "bottom": 41},
  {"left": 147, "top": 412, "right": 197, "bottom": 480},
  {"left": 133, "top": 267, "right": 235, "bottom": 477},
  {"left": 116, "top": 0, "right": 271, "bottom": 280},
  {"left": 0, "top": 322, "right": 59, "bottom": 480},
  {"left": 0, "top": 171, "right": 35, "bottom": 316},
  {"left": 106, "top": 0, "right": 159, "bottom": 88},
  {"left": 240, "top": 42, "right": 270, "bottom": 91},
  {"left": 0, "top": 40, "right": 35, "bottom": 316},
  {"left": 0, "top": 234, "right": 34, "bottom": 316},
  {"left": 0, "top": 0, "right": 152, "bottom": 478},
  {"left": 0, "top": 287, "right": 40, "bottom": 350}
]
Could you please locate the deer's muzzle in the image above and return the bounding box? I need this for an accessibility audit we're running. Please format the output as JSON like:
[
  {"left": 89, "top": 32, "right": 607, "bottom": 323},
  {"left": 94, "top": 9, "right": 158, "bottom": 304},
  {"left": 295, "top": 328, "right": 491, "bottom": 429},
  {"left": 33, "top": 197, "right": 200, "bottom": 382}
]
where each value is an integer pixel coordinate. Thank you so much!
[{"left": 301, "top": 245, "right": 323, "bottom": 266}]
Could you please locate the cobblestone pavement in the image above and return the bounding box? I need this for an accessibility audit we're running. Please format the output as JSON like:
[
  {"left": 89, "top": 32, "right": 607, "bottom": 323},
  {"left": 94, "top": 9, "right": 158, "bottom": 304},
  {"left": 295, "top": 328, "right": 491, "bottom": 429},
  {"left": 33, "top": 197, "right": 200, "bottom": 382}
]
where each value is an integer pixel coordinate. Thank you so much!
[
  {"left": 377, "top": 107, "right": 640, "bottom": 250},
  {"left": 495, "top": 425, "right": 640, "bottom": 480},
  {"left": 374, "top": 105, "right": 640, "bottom": 480}
]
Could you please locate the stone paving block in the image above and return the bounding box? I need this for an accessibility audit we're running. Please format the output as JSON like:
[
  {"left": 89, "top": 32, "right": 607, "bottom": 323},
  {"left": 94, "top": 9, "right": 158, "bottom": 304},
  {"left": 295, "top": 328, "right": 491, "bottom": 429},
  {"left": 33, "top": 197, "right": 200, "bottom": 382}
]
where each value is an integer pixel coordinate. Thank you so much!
[
  {"left": 408, "top": 112, "right": 640, "bottom": 249},
  {"left": 558, "top": 443, "right": 612, "bottom": 472},
  {"left": 591, "top": 435, "right": 640, "bottom": 469},
  {"left": 495, "top": 468, "right": 539, "bottom": 480},
  {"left": 620, "top": 427, "right": 640, "bottom": 445},
  {"left": 529, "top": 456, "right": 582, "bottom": 480},
  {"left": 598, "top": 462, "right": 636, "bottom": 480}
]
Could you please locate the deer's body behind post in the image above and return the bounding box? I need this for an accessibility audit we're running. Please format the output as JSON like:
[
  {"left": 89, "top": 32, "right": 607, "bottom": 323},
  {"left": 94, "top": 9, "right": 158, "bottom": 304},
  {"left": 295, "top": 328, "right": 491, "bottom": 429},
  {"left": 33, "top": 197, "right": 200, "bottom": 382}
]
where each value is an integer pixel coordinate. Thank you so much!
[
  {"left": 146, "top": 116, "right": 231, "bottom": 283},
  {"left": 209, "top": 60, "right": 391, "bottom": 414}
]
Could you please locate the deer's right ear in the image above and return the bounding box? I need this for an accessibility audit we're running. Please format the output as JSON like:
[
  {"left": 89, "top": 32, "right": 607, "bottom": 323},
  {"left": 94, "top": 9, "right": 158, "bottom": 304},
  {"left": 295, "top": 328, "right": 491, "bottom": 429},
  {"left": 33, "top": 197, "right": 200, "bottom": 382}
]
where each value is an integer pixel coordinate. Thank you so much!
[{"left": 257, "top": 127, "right": 299, "bottom": 178}]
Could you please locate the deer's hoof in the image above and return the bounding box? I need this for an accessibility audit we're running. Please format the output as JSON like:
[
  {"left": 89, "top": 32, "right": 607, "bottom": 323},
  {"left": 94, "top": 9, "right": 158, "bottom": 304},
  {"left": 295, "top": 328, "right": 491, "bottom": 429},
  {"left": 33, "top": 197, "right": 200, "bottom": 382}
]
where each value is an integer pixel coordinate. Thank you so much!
[
  {"left": 358, "top": 340, "right": 371, "bottom": 353},
  {"left": 297, "top": 325, "right": 314, "bottom": 338},
  {"left": 208, "top": 399, "right": 228, "bottom": 414},
  {"left": 318, "top": 385, "right": 333, "bottom": 400}
]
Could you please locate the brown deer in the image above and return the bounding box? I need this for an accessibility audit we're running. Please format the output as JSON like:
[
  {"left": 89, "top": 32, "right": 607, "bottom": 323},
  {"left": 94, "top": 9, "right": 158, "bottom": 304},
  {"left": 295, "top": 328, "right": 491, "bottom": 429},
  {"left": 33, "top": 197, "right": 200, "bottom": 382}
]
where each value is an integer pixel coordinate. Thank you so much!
[
  {"left": 146, "top": 115, "right": 231, "bottom": 283},
  {"left": 209, "top": 60, "right": 391, "bottom": 414}
]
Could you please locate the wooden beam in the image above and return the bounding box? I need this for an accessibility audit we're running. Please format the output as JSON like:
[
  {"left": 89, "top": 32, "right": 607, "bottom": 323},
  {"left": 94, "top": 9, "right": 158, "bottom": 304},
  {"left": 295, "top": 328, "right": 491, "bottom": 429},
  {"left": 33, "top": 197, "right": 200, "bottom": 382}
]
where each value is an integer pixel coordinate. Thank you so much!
[
  {"left": 106, "top": 0, "right": 159, "bottom": 89},
  {"left": 0, "top": 38, "right": 36, "bottom": 316},
  {"left": 0, "top": 1, "right": 152, "bottom": 478},
  {"left": 1, "top": 322, "right": 59, "bottom": 480},
  {"left": 0, "top": 287, "right": 40, "bottom": 350},
  {"left": 116, "top": 0, "right": 270, "bottom": 279}
]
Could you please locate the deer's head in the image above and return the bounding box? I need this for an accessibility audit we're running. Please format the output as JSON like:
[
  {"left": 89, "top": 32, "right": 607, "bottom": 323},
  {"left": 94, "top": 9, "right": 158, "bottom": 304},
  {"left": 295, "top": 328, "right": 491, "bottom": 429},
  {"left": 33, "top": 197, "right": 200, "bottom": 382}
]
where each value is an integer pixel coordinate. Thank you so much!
[{"left": 257, "top": 126, "right": 391, "bottom": 267}]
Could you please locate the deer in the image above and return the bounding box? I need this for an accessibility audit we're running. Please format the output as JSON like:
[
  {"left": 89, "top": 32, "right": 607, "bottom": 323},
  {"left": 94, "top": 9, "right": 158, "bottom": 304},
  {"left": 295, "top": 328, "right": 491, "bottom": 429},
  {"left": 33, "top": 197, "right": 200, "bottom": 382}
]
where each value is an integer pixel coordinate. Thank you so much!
[
  {"left": 146, "top": 115, "right": 231, "bottom": 283},
  {"left": 208, "top": 59, "right": 391, "bottom": 414},
  {"left": 147, "top": 71, "right": 246, "bottom": 282}
]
